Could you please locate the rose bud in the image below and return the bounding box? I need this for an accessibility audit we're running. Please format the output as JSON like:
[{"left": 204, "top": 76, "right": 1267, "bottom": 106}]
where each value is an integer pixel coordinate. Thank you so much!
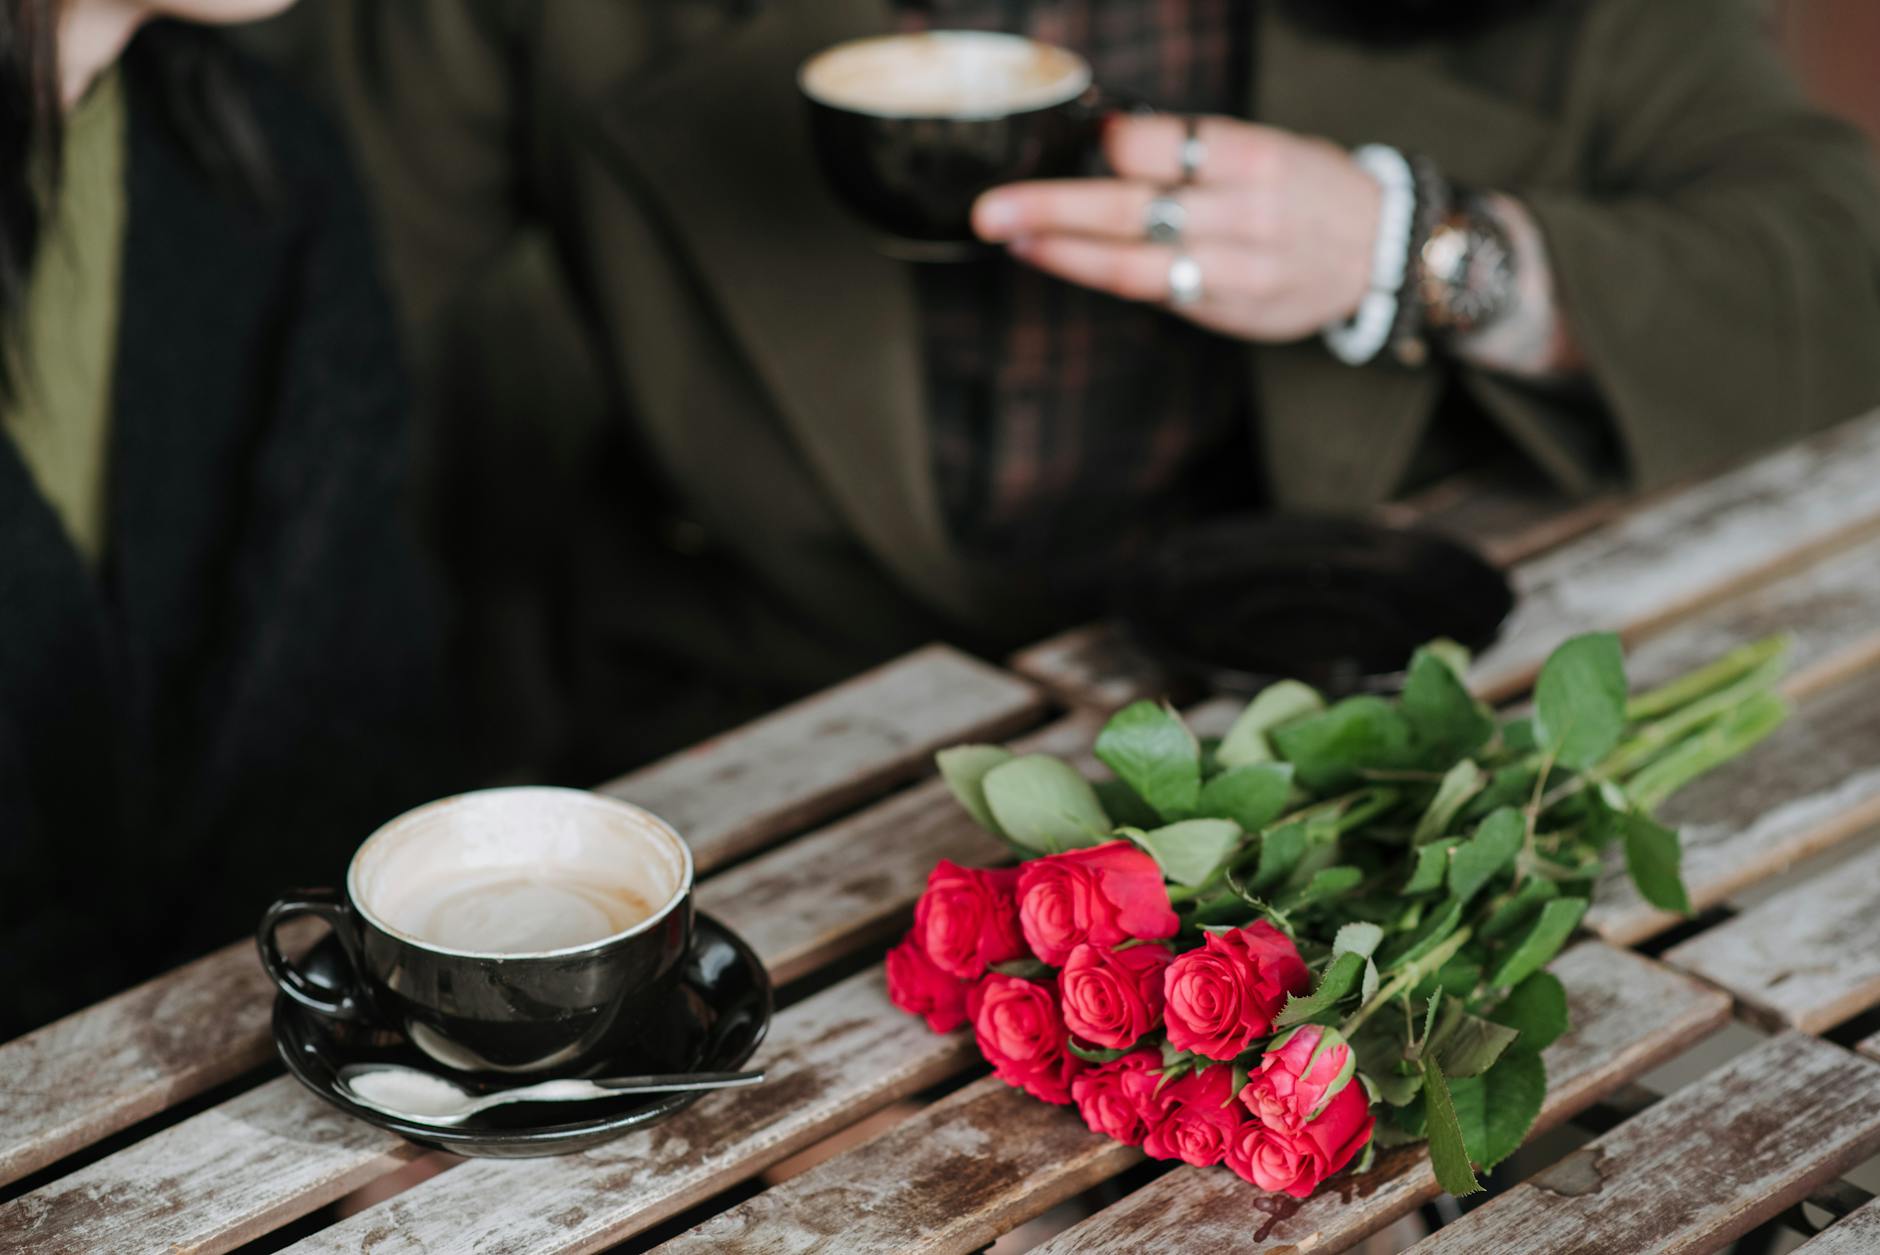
[
  {"left": 1225, "top": 1080, "right": 1375, "bottom": 1198},
  {"left": 885, "top": 930, "right": 972, "bottom": 1032},
  {"left": 1162, "top": 921, "right": 1310, "bottom": 1060},
  {"left": 968, "top": 972, "right": 1082, "bottom": 1104},
  {"left": 1059, "top": 942, "right": 1173, "bottom": 1050},
  {"left": 913, "top": 860, "right": 1025, "bottom": 979},
  {"left": 1069, "top": 1050, "right": 1162, "bottom": 1145},
  {"left": 1140, "top": 1063, "right": 1246, "bottom": 1168},
  {"left": 1239, "top": 1024, "right": 1358, "bottom": 1131},
  {"left": 1016, "top": 841, "right": 1179, "bottom": 965}
]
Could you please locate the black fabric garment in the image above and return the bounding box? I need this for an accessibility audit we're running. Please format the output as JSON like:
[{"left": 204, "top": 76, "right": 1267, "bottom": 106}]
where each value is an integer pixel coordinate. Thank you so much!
[{"left": 0, "top": 32, "right": 457, "bottom": 1038}]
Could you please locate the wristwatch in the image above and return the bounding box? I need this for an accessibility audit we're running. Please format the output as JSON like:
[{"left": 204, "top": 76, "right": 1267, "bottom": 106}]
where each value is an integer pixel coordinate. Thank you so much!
[{"left": 1418, "top": 200, "right": 1517, "bottom": 340}]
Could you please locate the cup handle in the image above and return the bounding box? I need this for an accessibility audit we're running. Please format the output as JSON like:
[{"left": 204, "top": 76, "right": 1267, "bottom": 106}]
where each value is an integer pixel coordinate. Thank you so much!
[{"left": 257, "top": 889, "right": 370, "bottom": 1022}]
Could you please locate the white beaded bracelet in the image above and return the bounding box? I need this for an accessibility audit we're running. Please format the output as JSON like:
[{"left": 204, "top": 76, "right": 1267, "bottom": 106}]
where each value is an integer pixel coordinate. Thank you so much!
[{"left": 1322, "top": 143, "right": 1416, "bottom": 367}]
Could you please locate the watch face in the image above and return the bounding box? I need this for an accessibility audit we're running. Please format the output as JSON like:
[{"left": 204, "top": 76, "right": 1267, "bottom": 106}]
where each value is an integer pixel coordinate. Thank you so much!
[{"left": 1423, "top": 202, "right": 1516, "bottom": 337}]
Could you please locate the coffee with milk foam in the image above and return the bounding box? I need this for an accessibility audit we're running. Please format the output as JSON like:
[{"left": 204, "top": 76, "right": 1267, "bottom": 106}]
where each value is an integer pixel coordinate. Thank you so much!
[{"left": 800, "top": 31, "right": 1091, "bottom": 119}]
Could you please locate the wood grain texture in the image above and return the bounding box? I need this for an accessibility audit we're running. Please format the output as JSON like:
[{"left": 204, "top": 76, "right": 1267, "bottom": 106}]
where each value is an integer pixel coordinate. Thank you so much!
[
  {"left": 0, "top": 645, "right": 1036, "bottom": 1190},
  {"left": 1663, "top": 836, "right": 1880, "bottom": 1033},
  {"left": 0, "top": 1077, "right": 416, "bottom": 1255},
  {"left": 1471, "top": 412, "right": 1880, "bottom": 702},
  {"left": 1379, "top": 468, "right": 1623, "bottom": 567},
  {"left": 279, "top": 971, "right": 975, "bottom": 1255},
  {"left": 1028, "top": 943, "right": 1731, "bottom": 1255},
  {"left": 656, "top": 1074, "right": 1139, "bottom": 1255},
  {"left": 601, "top": 643, "right": 1044, "bottom": 871},
  {"left": 1007, "top": 624, "right": 1167, "bottom": 714},
  {"left": 0, "top": 918, "right": 317, "bottom": 1189},
  {"left": 1586, "top": 668, "right": 1880, "bottom": 946},
  {"left": 1409, "top": 1033, "right": 1880, "bottom": 1255},
  {"left": 1795, "top": 1196, "right": 1880, "bottom": 1253}
]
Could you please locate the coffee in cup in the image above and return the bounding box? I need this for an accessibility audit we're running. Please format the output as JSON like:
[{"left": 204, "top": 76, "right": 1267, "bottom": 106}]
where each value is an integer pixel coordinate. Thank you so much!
[
  {"left": 258, "top": 787, "right": 695, "bottom": 1076},
  {"left": 799, "top": 31, "right": 1100, "bottom": 252}
]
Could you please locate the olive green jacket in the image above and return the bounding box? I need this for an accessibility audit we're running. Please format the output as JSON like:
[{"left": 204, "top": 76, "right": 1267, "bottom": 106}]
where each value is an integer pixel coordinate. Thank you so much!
[{"left": 333, "top": 0, "right": 1880, "bottom": 701}]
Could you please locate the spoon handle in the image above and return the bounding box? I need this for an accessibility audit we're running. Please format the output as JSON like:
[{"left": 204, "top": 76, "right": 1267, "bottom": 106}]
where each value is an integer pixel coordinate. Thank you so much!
[{"left": 492, "top": 1070, "right": 764, "bottom": 1106}]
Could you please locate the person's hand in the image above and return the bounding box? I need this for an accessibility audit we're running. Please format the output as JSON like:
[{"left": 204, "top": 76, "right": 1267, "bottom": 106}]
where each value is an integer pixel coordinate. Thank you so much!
[{"left": 972, "top": 115, "right": 1382, "bottom": 342}]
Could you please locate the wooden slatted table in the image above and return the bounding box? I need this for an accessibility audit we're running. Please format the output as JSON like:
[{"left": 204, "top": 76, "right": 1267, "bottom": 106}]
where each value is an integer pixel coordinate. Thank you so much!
[{"left": 5, "top": 412, "right": 1880, "bottom": 1254}]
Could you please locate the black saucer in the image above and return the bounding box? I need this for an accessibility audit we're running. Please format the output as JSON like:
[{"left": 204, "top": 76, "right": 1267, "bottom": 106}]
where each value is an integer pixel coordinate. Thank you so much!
[
  {"left": 1117, "top": 515, "right": 1515, "bottom": 698},
  {"left": 273, "top": 914, "right": 771, "bottom": 1157}
]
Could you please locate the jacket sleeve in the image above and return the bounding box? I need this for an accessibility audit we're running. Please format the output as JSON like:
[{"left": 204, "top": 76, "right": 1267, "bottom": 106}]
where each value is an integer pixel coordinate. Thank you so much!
[
  {"left": 326, "top": 0, "right": 532, "bottom": 369},
  {"left": 1496, "top": 0, "right": 1880, "bottom": 490}
]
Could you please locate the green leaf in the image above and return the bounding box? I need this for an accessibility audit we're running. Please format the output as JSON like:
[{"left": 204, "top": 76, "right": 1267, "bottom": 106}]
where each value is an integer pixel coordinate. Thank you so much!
[
  {"left": 1381, "top": 896, "right": 1465, "bottom": 972},
  {"left": 1500, "top": 717, "right": 1537, "bottom": 754},
  {"left": 1449, "top": 808, "right": 1526, "bottom": 905},
  {"left": 1272, "top": 696, "right": 1417, "bottom": 793},
  {"left": 1248, "top": 822, "right": 1309, "bottom": 892},
  {"left": 1276, "top": 951, "right": 1366, "bottom": 1027},
  {"left": 1095, "top": 701, "right": 1202, "bottom": 821},
  {"left": 1421, "top": 1058, "right": 1483, "bottom": 1196},
  {"left": 1127, "top": 818, "right": 1242, "bottom": 888},
  {"left": 1446, "top": 1051, "right": 1546, "bottom": 1169},
  {"left": 1068, "top": 1038, "right": 1134, "bottom": 1064},
  {"left": 1404, "top": 649, "right": 1495, "bottom": 764},
  {"left": 1432, "top": 1011, "right": 1522, "bottom": 1078},
  {"left": 1217, "top": 680, "right": 1326, "bottom": 768},
  {"left": 981, "top": 756, "right": 1112, "bottom": 855},
  {"left": 1275, "top": 865, "right": 1364, "bottom": 913},
  {"left": 1412, "top": 761, "right": 1488, "bottom": 846},
  {"left": 1533, "top": 632, "right": 1628, "bottom": 770},
  {"left": 1487, "top": 897, "right": 1587, "bottom": 990},
  {"left": 1404, "top": 840, "right": 1459, "bottom": 894},
  {"left": 991, "top": 957, "right": 1052, "bottom": 980},
  {"left": 1093, "top": 778, "right": 1161, "bottom": 830},
  {"left": 1425, "top": 638, "right": 1474, "bottom": 679},
  {"left": 936, "top": 745, "right": 1014, "bottom": 837},
  {"left": 1369, "top": 1067, "right": 1425, "bottom": 1106},
  {"left": 1488, "top": 972, "right": 1569, "bottom": 1056},
  {"left": 1411, "top": 957, "right": 1482, "bottom": 1002},
  {"left": 1621, "top": 811, "right": 1693, "bottom": 915},
  {"left": 1334, "top": 921, "right": 1385, "bottom": 960},
  {"left": 1197, "top": 763, "right": 1294, "bottom": 832},
  {"left": 1479, "top": 877, "right": 1560, "bottom": 941}
]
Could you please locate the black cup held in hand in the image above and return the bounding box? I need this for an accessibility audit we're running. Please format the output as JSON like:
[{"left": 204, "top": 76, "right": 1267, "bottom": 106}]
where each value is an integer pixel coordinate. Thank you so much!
[
  {"left": 258, "top": 787, "right": 695, "bottom": 1077},
  {"left": 799, "top": 31, "right": 1104, "bottom": 251}
]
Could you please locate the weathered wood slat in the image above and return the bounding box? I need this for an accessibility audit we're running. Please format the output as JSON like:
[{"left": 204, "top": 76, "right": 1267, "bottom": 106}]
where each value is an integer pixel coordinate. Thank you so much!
[
  {"left": 1409, "top": 1033, "right": 1880, "bottom": 1255},
  {"left": 656, "top": 1073, "right": 1138, "bottom": 1255},
  {"left": 277, "top": 971, "right": 974, "bottom": 1255},
  {"left": 1471, "top": 412, "right": 1880, "bottom": 701},
  {"left": 1663, "top": 836, "right": 1880, "bottom": 1033},
  {"left": 0, "top": 919, "right": 315, "bottom": 1190},
  {"left": 1006, "top": 624, "right": 1166, "bottom": 714},
  {"left": 1586, "top": 668, "right": 1880, "bottom": 946},
  {"left": 691, "top": 939, "right": 1722, "bottom": 1255},
  {"left": 602, "top": 643, "right": 1044, "bottom": 871},
  {"left": 1796, "top": 1197, "right": 1880, "bottom": 1253},
  {"left": 1026, "top": 943, "right": 1730, "bottom": 1255},
  {"left": 0, "top": 644, "right": 1039, "bottom": 1191}
]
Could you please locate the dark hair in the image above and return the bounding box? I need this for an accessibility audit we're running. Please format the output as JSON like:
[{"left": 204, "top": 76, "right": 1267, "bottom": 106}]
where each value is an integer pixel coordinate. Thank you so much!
[
  {"left": 1276, "top": 0, "right": 1540, "bottom": 45},
  {"left": 0, "top": 5, "right": 273, "bottom": 398}
]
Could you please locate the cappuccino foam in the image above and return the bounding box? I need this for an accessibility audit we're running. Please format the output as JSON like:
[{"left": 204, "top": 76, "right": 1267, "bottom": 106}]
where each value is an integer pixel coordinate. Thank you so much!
[
  {"left": 351, "top": 787, "right": 688, "bottom": 956},
  {"left": 801, "top": 32, "right": 1091, "bottom": 119}
]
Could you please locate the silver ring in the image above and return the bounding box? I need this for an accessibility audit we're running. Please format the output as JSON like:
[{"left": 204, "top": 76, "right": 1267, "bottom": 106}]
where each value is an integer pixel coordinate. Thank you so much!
[
  {"left": 1167, "top": 253, "right": 1203, "bottom": 308},
  {"left": 1143, "top": 191, "right": 1186, "bottom": 245},
  {"left": 1179, "top": 115, "right": 1206, "bottom": 184}
]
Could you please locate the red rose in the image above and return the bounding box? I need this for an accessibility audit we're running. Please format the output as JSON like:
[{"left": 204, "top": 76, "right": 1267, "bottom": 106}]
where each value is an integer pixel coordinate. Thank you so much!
[
  {"left": 1140, "top": 1063, "right": 1246, "bottom": 1168},
  {"left": 1225, "top": 1081, "right": 1375, "bottom": 1198},
  {"left": 968, "top": 972, "right": 1081, "bottom": 1104},
  {"left": 1016, "top": 841, "right": 1179, "bottom": 965},
  {"left": 1162, "top": 922, "right": 1310, "bottom": 1060},
  {"left": 913, "top": 860, "right": 1024, "bottom": 979},
  {"left": 1069, "top": 1050, "right": 1162, "bottom": 1145},
  {"left": 1239, "top": 1025, "right": 1356, "bottom": 1131},
  {"left": 885, "top": 931, "right": 971, "bottom": 1032},
  {"left": 1059, "top": 942, "right": 1173, "bottom": 1049}
]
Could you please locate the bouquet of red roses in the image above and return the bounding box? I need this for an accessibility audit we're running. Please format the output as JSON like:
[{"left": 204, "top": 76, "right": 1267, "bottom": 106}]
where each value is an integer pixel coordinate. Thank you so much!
[{"left": 887, "top": 633, "right": 1790, "bottom": 1198}]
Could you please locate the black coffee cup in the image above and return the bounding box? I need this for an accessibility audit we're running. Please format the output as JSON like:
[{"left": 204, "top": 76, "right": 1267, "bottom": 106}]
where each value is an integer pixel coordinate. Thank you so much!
[
  {"left": 258, "top": 787, "right": 695, "bottom": 1077},
  {"left": 799, "top": 30, "right": 1104, "bottom": 254}
]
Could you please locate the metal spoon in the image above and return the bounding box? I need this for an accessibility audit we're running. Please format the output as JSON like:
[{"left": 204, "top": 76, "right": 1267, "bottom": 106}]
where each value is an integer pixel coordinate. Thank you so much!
[{"left": 336, "top": 1061, "right": 764, "bottom": 1126}]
